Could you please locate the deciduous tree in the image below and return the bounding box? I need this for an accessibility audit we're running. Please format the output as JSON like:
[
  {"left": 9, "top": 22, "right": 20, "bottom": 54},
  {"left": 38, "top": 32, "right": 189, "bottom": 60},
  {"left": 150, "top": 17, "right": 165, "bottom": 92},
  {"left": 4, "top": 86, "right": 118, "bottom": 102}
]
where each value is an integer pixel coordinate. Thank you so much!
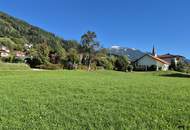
[{"left": 81, "top": 31, "right": 100, "bottom": 71}]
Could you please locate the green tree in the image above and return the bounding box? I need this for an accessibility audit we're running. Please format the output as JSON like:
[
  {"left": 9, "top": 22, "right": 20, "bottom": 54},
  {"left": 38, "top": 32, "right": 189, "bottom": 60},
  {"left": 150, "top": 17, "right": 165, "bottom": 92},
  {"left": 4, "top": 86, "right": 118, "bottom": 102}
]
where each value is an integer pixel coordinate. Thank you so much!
[
  {"left": 56, "top": 47, "right": 66, "bottom": 64},
  {"left": 95, "top": 48, "right": 114, "bottom": 70},
  {"left": 114, "top": 56, "right": 129, "bottom": 72},
  {"left": 63, "top": 40, "right": 80, "bottom": 51},
  {"left": 187, "top": 65, "right": 190, "bottom": 74},
  {"left": 31, "top": 43, "right": 50, "bottom": 65},
  {"left": 81, "top": 31, "right": 100, "bottom": 71},
  {"left": 170, "top": 58, "right": 177, "bottom": 70},
  {"left": 67, "top": 48, "right": 79, "bottom": 64}
]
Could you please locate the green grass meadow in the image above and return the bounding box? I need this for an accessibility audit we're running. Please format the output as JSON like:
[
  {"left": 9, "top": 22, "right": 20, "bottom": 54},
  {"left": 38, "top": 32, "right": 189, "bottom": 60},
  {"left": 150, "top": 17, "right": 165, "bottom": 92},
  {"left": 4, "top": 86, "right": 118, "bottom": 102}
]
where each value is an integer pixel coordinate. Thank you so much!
[
  {"left": 0, "top": 62, "right": 30, "bottom": 70},
  {"left": 0, "top": 70, "right": 189, "bottom": 129}
]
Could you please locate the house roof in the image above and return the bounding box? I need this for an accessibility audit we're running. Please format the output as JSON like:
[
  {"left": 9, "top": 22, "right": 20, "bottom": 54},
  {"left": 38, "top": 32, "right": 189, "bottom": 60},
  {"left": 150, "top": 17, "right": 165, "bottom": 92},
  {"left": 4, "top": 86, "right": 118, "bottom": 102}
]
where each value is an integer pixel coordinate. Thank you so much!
[
  {"left": 0, "top": 50, "right": 9, "bottom": 53},
  {"left": 158, "top": 53, "right": 184, "bottom": 59},
  {"left": 134, "top": 54, "right": 169, "bottom": 65}
]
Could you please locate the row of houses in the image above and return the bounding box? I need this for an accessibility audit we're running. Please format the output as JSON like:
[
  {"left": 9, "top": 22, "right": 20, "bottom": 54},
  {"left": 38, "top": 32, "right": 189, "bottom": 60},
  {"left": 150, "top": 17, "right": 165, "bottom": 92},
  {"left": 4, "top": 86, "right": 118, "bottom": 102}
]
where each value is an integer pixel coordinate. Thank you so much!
[
  {"left": 134, "top": 46, "right": 184, "bottom": 71},
  {"left": 0, "top": 45, "right": 26, "bottom": 58}
]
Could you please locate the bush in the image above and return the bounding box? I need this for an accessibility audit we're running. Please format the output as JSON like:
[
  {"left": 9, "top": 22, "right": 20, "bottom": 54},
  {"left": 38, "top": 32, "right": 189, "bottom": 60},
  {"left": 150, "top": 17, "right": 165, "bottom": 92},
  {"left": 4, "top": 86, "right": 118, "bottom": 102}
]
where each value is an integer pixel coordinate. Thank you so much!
[
  {"left": 64, "top": 61, "right": 78, "bottom": 70},
  {"left": 127, "top": 65, "right": 134, "bottom": 72},
  {"left": 36, "top": 64, "right": 63, "bottom": 70},
  {"left": 105, "top": 61, "right": 114, "bottom": 70},
  {"left": 114, "top": 56, "right": 128, "bottom": 72},
  {"left": 90, "top": 63, "right": 97, "bottom": 71},
  {"left": 78, "top": 65, "right": 88, "bottom": 70},
  {"left": 176, "top": 62, "right": 186, "bottom": 72},
  {"left": 170, "top": 60, "right": 187, "bottom": 72},
  {"left": 1, "top": 57, "right": 10, "bottom": 62},
  {"left": 96, "top": 66, "right": 105, "bottom": 70},
  {"left": 186, "top": 69, "right": 190, "bottom": 74},
  {"left": 96, "top": 58, "right": 114, "bottom": 70},
  {"left": 1, "top": 56, "right": 25, "bottom": 63},
  {"left": 66, "top": 61, "right": 74, "bottom": 70},
  {"left": 13, "top": 57, "right": 25, "bottom": 63},
  {"left": 148, "top": 65, "right": 157, "bottom": 71},
  {"left": 26, "top": 58, "right": 41, "bottom": 68},
  {"left": 133, "top": 66, "right": 147, "bottom": 71}
]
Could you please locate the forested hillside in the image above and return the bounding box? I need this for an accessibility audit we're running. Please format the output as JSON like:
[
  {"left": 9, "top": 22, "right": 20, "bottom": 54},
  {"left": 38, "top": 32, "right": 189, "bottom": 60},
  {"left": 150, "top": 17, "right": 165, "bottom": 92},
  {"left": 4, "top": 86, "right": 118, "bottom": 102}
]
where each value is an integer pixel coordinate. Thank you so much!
[{"left": 0, "top": 11, "right": 64, "bottom": 51}]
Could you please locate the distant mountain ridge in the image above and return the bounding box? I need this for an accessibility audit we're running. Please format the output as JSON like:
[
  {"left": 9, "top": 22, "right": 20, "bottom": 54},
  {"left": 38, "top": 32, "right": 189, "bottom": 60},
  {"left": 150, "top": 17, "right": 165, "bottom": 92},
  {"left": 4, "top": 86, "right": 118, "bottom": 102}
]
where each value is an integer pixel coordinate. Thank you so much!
[{"left": 108, "top": 46, "right": 145, "bottom": 61}]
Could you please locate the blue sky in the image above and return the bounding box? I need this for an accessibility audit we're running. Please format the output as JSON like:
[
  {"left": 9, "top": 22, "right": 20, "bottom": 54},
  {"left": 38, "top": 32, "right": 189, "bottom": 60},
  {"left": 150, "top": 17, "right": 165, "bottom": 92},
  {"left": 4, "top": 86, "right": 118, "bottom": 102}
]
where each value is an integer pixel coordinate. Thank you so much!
[{"left": 0, "top": 0, "right": 190, "bottom": 58}]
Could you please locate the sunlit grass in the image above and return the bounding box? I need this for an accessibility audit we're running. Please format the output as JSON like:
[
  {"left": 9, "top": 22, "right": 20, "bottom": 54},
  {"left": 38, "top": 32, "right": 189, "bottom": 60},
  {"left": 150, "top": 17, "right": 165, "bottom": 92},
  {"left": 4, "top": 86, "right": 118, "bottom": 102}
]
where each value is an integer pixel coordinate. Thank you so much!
[
  {"left": 0, "top": 70, "right": 189, "bottom": 129},
  {"left": 0, "top": 63, "right": 30, "bottom": 70}
]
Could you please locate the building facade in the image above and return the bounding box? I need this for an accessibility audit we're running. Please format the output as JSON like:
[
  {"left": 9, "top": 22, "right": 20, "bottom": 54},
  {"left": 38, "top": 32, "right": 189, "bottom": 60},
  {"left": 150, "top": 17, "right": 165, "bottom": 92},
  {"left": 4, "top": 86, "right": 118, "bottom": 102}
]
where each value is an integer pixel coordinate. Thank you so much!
[{"left": 134, "top": 46, "right": 169, "bottom": 71}]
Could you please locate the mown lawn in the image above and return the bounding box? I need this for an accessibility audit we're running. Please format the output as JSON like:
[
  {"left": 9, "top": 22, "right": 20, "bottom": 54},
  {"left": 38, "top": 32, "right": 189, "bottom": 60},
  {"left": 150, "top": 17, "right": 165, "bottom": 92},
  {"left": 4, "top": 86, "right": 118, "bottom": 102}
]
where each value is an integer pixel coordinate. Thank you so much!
[{"left": 0, "top": 70, "right": 189, "bottom": 130}]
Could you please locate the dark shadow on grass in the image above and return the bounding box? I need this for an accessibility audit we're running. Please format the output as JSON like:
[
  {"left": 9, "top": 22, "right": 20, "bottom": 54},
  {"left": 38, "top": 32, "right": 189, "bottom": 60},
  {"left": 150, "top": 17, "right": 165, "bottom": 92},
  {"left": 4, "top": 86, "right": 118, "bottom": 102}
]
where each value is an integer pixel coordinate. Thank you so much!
[{"left": 161, "top": 73, "right": 190, "bottom": 78}]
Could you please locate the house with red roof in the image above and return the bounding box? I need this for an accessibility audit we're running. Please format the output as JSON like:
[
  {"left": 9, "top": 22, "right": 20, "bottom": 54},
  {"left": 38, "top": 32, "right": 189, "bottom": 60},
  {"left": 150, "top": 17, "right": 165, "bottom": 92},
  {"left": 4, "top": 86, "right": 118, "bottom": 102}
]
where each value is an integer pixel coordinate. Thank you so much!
[
  {"left": 134, "top": 47, "right": 170, "bottom": 71},
  {"left": 157, "top": 54, "right": 184, "bottom": 65}
]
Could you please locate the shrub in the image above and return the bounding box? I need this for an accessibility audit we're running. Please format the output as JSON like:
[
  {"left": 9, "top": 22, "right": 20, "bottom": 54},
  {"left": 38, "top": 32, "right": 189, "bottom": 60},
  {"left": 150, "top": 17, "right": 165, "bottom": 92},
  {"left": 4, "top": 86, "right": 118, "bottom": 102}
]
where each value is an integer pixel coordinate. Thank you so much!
[
  {"left": 170, "top": 58, "right": 177, "bottom": 70},
  {"left": 36, "top": 64, "right": 63, "bottom": 70},
  {"left": 13, "top": 57, "right": 25, "bottom": 63},
  {"left": 64, "top": 61, "right": 79, "bottom": 70},
  {"left": 148, "top": 65, "right": 157, "bottom": 71},
  {"left": 133, "top": 65, "right": 147, "bottom": 71},
  {"left": 127, "top": 65, "right": 134, "bottom": 72},
  {"left": 96, "top": 58, "right": 113, "bottom": 70},
  {"left": 78, "top": 65, "right": 88, "bottom": 70},
  {"left": 186, "top": 69, "right": 190, "bottom": 74},
  {"left": 176, "top": 61, "right": 186, "bottom": 72},
  {"left": 170, "top": 60, "right": 187, "bottom": 72},
  {"left": 1, "top": 57, "right": 10, "bottom": 62},
  {"left": 159, "top": 67, "right": 162, "bottom": 71},
  {"left": 90, "top": 63, "right": 97, "bottom": 71},
  {"left": 26, "top": 58, "right": 41, "bottom": 68},
  {"left": 66, "top": 61, "right": 75, "bottom": 70},
  {"left": 105, "top": 61, "right": 114, "bottom": 70},
  {"left": 114, "top": 56, "right": 128, "bottom": 72},
  {"left": 96, "top": 66, "right": 105, "bottom": 70},
  {"left": 1, "top": 55, "right": 16, "bottom": 63}
]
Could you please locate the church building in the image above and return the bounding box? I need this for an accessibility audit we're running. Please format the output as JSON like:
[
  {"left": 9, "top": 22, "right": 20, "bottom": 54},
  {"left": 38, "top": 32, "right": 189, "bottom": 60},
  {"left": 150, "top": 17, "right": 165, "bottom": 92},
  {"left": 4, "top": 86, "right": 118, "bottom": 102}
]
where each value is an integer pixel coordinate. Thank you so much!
[{"left": 134, "top": 46, "right": 169, "bottom": 71}]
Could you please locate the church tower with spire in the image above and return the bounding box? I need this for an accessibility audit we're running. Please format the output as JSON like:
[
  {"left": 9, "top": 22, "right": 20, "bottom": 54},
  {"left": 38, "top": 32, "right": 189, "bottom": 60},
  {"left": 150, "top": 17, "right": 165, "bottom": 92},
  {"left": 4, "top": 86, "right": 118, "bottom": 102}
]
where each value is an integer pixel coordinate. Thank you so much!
[{"left": 152, "top": 45, "right": 157, "bottom": 57}]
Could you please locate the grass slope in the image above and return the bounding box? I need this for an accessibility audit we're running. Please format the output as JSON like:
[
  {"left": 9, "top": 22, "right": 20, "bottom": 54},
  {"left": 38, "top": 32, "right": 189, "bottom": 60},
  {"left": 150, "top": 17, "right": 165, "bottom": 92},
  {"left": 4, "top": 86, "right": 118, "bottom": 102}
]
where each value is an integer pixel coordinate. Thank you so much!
[
  {"left": 0, "top": 63, "right": 30, "bottom": 70},
  {"left": 0, "top": 70, "right": 189, "bottom": 129}
]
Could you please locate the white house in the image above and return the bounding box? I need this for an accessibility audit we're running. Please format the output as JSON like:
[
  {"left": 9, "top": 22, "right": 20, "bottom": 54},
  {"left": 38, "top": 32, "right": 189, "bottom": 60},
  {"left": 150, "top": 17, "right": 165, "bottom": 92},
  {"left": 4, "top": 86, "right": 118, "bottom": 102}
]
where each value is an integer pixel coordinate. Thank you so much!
[
  {"left": 0, "top": 45, "right": 10, "bottom": 57},
  {"left": 134, "top": 47, "right": 169, "bottom": 71}
]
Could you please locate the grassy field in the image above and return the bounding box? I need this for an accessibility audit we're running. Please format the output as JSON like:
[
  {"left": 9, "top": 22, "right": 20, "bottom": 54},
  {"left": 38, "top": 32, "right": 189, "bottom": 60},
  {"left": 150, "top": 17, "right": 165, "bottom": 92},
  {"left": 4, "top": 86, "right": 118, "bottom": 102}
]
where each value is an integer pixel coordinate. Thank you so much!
[
  {"left": 0, "top": 70, "right": 189, "bottom": 130},
  {"left": 0, "top": 62, "right": 30, "bottom": 70}
]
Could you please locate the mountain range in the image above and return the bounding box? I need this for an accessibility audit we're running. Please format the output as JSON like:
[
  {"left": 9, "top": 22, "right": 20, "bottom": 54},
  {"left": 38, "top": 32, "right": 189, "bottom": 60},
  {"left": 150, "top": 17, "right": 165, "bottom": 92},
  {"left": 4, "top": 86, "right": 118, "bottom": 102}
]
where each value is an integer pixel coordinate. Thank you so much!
[{"left": 108, "top": 46, "right": 145, "bottom": 61}]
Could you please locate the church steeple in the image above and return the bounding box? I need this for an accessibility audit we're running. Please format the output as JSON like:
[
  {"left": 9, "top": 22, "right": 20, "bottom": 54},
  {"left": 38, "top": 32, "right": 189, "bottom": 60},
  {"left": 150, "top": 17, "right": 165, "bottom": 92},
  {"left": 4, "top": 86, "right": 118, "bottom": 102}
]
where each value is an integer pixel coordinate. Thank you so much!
[{"left": 152, "top": 45, "right": 157, "bottom": 57}]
